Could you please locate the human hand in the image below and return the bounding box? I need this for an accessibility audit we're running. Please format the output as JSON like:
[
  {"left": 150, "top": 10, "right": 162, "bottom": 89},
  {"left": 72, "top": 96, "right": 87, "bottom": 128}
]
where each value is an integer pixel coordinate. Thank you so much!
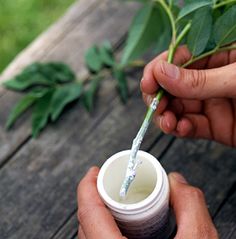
[
  {"left": 77, "top": 167, "right": 218, "bottom": 239},
  {"left": 141, "top": 45, "right": 236, "bottom": 147},
  {"left": 168, "top": 172, "right": 218, "bottom": 239},
  {"left": 77, "top": 167, "right": 126, "bottom": 239}
]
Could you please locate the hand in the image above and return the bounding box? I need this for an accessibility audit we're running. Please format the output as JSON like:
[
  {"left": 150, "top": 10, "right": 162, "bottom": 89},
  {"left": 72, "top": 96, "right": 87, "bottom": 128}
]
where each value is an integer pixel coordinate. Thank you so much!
[
  {"left": 77, "top": 167, "right": 218, "bottom": 239},
  {"left": 168, "top": 172, "right": 218, "bottom": 239},
  {"left": 77, "top": 167, "right": 126, "bottom": 239},
  {"left": 141, "top": 45, "right": 236, "bottom": 147}
]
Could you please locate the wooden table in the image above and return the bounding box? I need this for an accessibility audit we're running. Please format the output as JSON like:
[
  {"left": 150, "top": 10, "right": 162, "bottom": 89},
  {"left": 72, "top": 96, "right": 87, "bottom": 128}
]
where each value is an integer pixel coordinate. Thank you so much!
[{"left": 0, "top": 1, "right": 235, "bottom": 238}]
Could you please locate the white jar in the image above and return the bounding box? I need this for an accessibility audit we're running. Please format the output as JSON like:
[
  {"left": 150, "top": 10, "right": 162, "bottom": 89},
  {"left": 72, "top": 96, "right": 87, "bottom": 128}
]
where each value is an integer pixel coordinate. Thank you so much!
[{"left": 97, "top": 150, "right": 174, "bottom": 239}]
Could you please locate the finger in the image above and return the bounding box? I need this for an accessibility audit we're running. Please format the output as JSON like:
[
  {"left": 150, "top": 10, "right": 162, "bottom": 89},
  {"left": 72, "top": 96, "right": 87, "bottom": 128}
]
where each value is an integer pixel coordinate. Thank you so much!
[
  {"left": 187, "top": 57, "right": 209, "bottom": 69},
  {"left": 154, "top": 111, "right": 177, "bottom": 134},
  {"left": 141, "top": 51, "right": 168, "bottom": 94},
  {"left": 152, "top": 60, "right": 236, "bottom": 99},
  {"left": 173, "top": 114, "right": 212, "bottom": 139},
  {"left": 141, "top": 46, "right": 192, "bottom": 95},
  {"left": 204, "top": 99, "right": 234, "bottom": 146},
  {"left": 168, "top": 98, "right": 202, "bottom": 116},
  {"left": 77, "top": 167, "right": 123, "bottom": 239},
  {"left": 142, "top": 93, "right": 168, "bottom": 114},
  {"left": 169, "top": 173, "right": 218, "bottom": 238},
  {"left": 78, "top": 226, "right": 86, "bottom": 239},
  {"left": 207, "top": 51, "right": 229, "bottom": 68}
]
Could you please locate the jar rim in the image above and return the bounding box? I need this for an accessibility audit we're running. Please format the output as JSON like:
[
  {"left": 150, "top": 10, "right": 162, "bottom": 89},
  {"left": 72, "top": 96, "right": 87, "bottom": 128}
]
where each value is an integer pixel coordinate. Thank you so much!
[{"left": 97, "top": 150, "right": 164, "bottom": 214}]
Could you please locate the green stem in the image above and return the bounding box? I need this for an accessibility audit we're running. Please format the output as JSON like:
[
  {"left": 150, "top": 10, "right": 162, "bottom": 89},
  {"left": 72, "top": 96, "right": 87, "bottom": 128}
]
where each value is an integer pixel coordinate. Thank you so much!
[
  {"left": 214, "top": 0, "right": 236, "bottom": 9},
  {"left": 141, "top": 20, "right": 191, "bottom": 130},
  {"left": 157, "top": 0, "right": 177, "bottom": 43},
  {"left": 76, "top": 68, "right": 111, "bottom": 84},
  {"left": 182, "top": 45, "right": 236, "bottom": 67},
  {"left": 168, "top": 0, "right": 173, "bottom": 9},
  {"left": 168, "top": 22, "right": 191, "bottom": 63},
  {"left": 175, "top": 22, "right": 191, "bottom": 50}
]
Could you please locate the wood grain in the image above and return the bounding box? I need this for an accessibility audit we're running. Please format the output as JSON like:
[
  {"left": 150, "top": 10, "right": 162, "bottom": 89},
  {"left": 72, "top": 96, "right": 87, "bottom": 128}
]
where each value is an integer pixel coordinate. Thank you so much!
[
  {"left": 214, "top": 183, "right": 236, "bottom": 239},
  {"left": 150, "top": 138, "right": 236, "bottom": 235},
  {"left": 0, "top": 80, "right": 162, "bottom": 238},
  {"left": 0, "top": 0, "right": 139, "bottom": 166}
]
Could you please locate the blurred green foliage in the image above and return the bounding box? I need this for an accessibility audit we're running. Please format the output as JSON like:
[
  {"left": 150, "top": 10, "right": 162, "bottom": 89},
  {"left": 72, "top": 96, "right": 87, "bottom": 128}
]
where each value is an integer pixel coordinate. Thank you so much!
[{"left": 0, "top": 0, "right": 75, "bottom": 73}]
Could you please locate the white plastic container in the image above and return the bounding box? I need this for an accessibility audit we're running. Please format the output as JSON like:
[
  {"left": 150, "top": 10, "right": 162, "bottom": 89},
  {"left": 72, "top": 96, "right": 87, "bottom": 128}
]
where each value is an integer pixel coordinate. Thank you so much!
[{"left": 97, "top": 150, "right": 174, "bottom": 239}]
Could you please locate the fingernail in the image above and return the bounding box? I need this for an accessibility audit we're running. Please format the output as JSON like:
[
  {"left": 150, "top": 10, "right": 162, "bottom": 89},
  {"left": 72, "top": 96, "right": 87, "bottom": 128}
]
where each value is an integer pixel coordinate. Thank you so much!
[
  {"left": 165, "top": 119, "right": 171, "bottom": 129},
  {"left": 161, "top": 61, "right": 180, "bottom": 80},
  {"left": 170, "top": 172, "right": 188, "bottom": 184},
  {"left": 140, "top": 78, "right": 144, "bottom": 91},
  {"left": 155, "top": 115, "right": 163, "bottom": 129},
  {"left": 88, "top": 166, "right": 99, "bottom": 174},
  {"left": 147, "top": 95, "right": 153, "bottom": 106}
]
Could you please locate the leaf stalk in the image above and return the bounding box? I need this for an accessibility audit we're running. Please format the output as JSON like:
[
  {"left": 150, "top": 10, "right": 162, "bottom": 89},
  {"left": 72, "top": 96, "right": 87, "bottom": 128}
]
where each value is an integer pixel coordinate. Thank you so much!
[
  {"left": 182, "top": 44, "right": 236, "bottom": 67},
  {"left": 157, "top": 0, "right": 177, "bottom": 44},
  {"left": 213, "top": 0, "right": 236, "bottom": 9}
]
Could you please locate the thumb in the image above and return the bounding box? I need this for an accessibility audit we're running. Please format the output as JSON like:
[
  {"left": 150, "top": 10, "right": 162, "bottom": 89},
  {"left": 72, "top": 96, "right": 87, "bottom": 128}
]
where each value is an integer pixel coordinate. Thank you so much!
[
  {"left": 168, "top": 172, "right": 218, "bottom": 238},
  {"left": 154, "top": 61, "right": 236, "bottom": 99}
]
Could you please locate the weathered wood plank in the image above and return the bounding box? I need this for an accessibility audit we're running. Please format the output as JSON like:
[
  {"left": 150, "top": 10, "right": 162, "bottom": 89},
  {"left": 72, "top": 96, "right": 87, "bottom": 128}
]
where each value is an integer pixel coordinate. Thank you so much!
[
  {"left": 0, "top": 74, "right": 162, "bottom": 239},
  {"left": 150, "top": 138, "right": 236, "bottom": 235},
  {"left": 214, "top": 184, "right": 236, "bottom": 239},
  {"left": 0, "top": 0, "right": 139, "bottom": 166},
  {"left": 0, "top": 0, "right": 120, "bottom": 82},
  {"left": 51, "top": 213, "right": 78, "bottom": 239}
]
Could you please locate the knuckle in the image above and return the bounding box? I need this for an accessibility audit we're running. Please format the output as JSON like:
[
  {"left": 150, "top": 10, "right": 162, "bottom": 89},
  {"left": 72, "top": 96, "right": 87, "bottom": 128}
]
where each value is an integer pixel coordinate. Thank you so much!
[
  {"left": 182, "top": 185, "right": 205, "bottom": 201},
  {"left": 189, "top": 186, "right": 204, "bottom": 199},
  {"left": 183, "top": 69, "right": 207, "bottom": 94}
]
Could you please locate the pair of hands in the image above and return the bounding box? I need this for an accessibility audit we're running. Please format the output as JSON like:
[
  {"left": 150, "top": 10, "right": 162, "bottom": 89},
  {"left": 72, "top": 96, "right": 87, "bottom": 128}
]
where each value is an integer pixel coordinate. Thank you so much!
[
  {"left": 77, "top": 167, "right": 218, "bottom": 239},
  {"left": 77, "top": 46, "right": 236, "bottom": 238}
]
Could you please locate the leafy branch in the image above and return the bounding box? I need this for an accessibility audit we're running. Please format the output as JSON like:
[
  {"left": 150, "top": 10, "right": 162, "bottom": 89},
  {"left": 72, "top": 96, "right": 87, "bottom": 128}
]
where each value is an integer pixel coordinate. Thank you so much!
[{"left": 2, "top": 0, "right": 236, "bottom": 137}]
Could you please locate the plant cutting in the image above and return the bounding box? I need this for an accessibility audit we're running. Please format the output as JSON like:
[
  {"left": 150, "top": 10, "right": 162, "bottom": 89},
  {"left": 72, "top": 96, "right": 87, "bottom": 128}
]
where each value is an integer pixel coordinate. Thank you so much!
[{"left": 2, "top": 0, "right": 236, "bottom": 137}]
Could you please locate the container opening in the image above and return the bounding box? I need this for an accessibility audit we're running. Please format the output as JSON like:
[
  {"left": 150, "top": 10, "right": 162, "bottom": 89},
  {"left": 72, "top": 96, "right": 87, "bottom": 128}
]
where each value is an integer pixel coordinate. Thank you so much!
[{"left": 103, "top": 154, "right": 157, "bottom": 204}]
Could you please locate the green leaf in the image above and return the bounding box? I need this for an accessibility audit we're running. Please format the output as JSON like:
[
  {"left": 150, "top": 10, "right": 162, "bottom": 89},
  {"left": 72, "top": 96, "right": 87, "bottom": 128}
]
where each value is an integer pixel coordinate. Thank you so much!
[
  {"left": 213, "top": 5, "right": 236, "bottom": 47},
  {"left": 82, "top": 76, "right": 101, "bottom": 112},
  {"left": 3, "top": 73, "right": 53, "bottom": 91},
  {"left": 3, "top": 62, "right": 76, "bottom": 91},
  {"left": 98, "top": 42, "right": 115, "bottom": 67},
  {"left": 32, "top": 90, "right": 54, "bottom": 138},
  {"left": 121, "top": 3, "right": 164, "bottom": 65},
  {"left": 154, "top": 29, "right": 171, "bottom": 54},
  {"left": 50, "top": 82, "right": 82, "bottom": 121},
  {"left": 85, "top": 46, "right": 103, "bottom": 72},
  {"left": 154, "top": 4, "right": 172, "bottom": 54},
  {"left": 40, "top": 63, "right": 76, "bottom": 83},
  {"left": 177, "top": 0, "right": 212, "bottom": 20},
  {"left": 6, "top": 94, "right": 38, "bottom": 129},
  {"left": 187, "top": 7, "right": 212, "bottom": 56},
  {"left": 113, "top": 69, "right": 129, "bottom": 103},
  {"left": 22, "top": 63, "right": 41, "bottom": 74}
]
